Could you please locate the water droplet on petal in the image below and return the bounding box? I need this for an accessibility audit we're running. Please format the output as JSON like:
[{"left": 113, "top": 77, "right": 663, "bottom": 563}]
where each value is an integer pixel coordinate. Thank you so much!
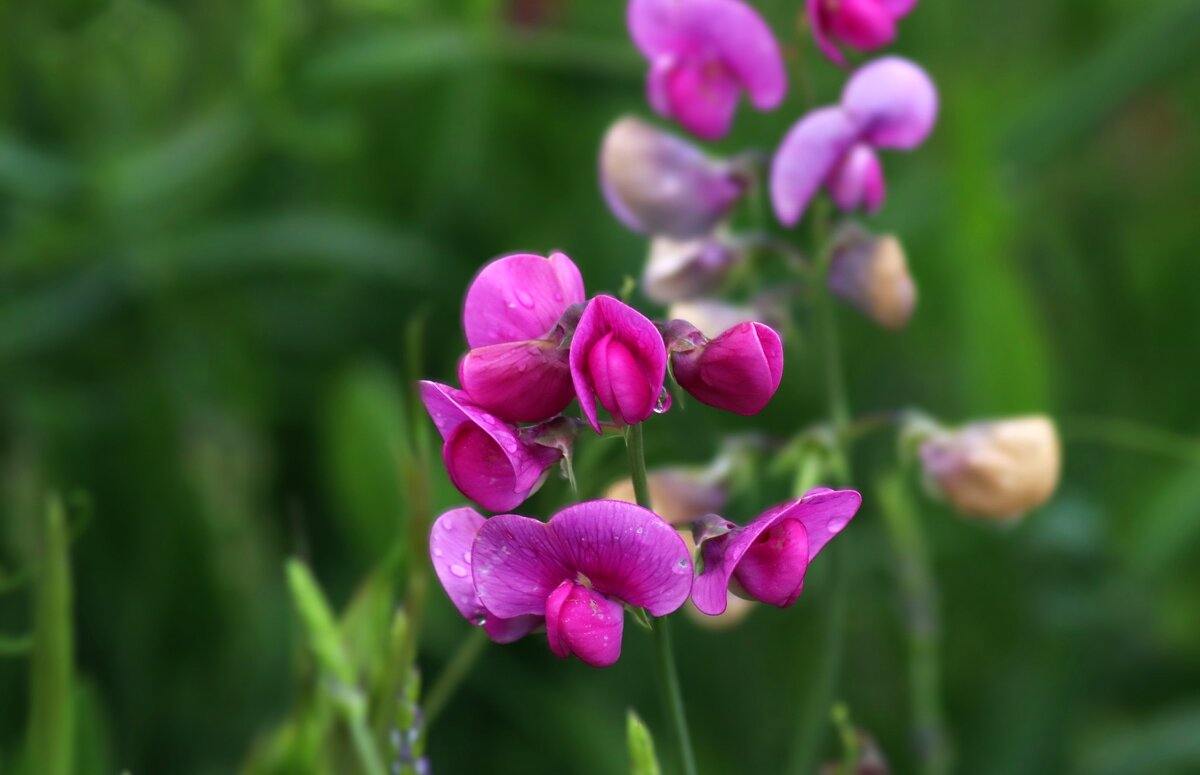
[
  {"left": 441, "top": 518, "right": 454, "bottom": 530},
  {"left": 516, "top": 290, "right": 535, "bottom": 308},
  {"left": 653, "top": 387, "right": 672, "bottom": 414},
  {"left": 450, "top": 564, "right": 468, "bottom": 578},
  {"left": 433, "top": 548, "right": 444, "bottom": 557},
  {"left": 464, "top": 551, "right": 472, "bottom": 563}
]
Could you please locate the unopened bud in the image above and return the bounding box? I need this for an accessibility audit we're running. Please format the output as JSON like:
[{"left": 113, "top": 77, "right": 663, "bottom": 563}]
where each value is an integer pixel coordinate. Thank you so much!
[
  {"left": 643, "top": 234, "right": 743, "bottom": 304},
  {"left": 919, "top": 415, "right": 1061, "bottom": 520},
  {"left": 667, "top": 299, "right": 760, "bottom": 339},
  {"left": 827, "top": 223, "right": 916, "bottom": 330}
]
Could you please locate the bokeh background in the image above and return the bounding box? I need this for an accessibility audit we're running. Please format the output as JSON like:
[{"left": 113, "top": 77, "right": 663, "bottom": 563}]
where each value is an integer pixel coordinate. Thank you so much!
[{"left": 3, "top": 0, "right": 1200, "bottom": 773}]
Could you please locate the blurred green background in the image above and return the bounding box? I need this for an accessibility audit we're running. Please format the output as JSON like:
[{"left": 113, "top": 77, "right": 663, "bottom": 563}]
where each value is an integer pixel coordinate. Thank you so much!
[{"left": 3, "top": 0, "right": 1200, "bottom": 773}]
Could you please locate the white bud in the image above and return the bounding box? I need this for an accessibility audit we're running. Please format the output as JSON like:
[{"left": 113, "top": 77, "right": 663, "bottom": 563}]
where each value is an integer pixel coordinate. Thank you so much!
[{"left": 827, "top": 223, "right": 916, "bottom": 330}]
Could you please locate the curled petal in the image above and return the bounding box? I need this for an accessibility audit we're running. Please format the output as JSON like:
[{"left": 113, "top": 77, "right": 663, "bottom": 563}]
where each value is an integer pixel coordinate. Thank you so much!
[
  {"left": 545, "top": 581, "right": 625, "bottom": 667},
  {"left": 462, "top": 252, "right": 586, "bottom": 348},
  {"left": 587, "top": 332, "right": 655, "bottom": 426},
  {"left": 459, "top": 340, "right": 575, "bottom": 423},
  {"left": 826, "top": 144, "right": 886, "bottom": 213},
  {"left": 672, "top": 322, "right": 784, "bottom": 415},
  {"left": 770, "top": 107, "right": 858, "bottom": 226},
  {"left": 731, "top": 517, "right": 810, "bottom": 607},
  {"left": 842, "top": 57, "right": 938, "bottom": 150}
]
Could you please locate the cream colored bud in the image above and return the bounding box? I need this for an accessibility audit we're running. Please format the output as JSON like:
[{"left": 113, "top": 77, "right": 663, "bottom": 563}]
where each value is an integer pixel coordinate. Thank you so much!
[
  {"left": 919, "top": 416, "right": 1061, "bottom": 520},
  {"left": 603, "top": 468, "right": 725, "bottom": 527},
  {"left": 827, "top": 223, "right": 916, "bottom": 330},
  {"left": 667, "top": 299, "right": 759, "bottom": 339},
  {"left": 642, "top": 234, "right": 741, "bottom": 304}
]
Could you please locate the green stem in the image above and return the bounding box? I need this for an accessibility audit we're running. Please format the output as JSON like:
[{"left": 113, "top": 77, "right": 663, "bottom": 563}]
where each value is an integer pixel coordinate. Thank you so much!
[
  {"left": 876, "top": 469, "right": 951, "bottom": 775},
  {"left": 424, "top": 628, "right": 489, "bottom": 725},
  {"left": 626, "top": 423, "right": 698, "bottom": 775},
  {"left": 348, "top": 709, "right": 388, "bottom": 775}
]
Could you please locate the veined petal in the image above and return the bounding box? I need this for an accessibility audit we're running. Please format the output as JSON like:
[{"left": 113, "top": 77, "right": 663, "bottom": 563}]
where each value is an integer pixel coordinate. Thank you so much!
[
  {"left": 842, "top": 57, "right": 938, "bottom": 150},
  {"left": 549, "top": 500, "right": 693, "bottom": 616},
  {"left": 770, "top": 107, "right": 859, "bottom": 227},
  {"left": 459, "top": 340, "right": 575, "bottom": 423},
  {"left": 462, "top": 252, "right": 586, "bottom": 348},
  {"left": 473, "top": 514, "right": 573, "bottom": 619}
]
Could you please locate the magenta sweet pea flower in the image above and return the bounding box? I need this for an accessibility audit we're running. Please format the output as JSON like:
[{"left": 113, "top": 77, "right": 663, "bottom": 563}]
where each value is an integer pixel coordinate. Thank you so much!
[
  {"left": 807, "top": 0, "right": 919, "bottom": 66},
  {"left": 600, "top": 116, "right": 749, "bottom": 239},
  {"left": 770, "top": 57, "right": 937, "bottom": 226},
  {"left": 691, "top": 488, "right": 861, "bottom": 615},
  {"left": 459, "top": 252, "right": 587, "bottom": 423},
  {"left": 669, "top": 320, "right": 784, "bottom": 415},
  {"left": 429, "top": 507, "right": 543, "bottom": 642},
  {"left": 627, "top": 0, "right": 787, "bottom": 140},
  {"left": 569, "top": 295, "right": 668, "bottom": 432},
  {"left": 472, "top": 500, "right": 693, "bottom": 667},
  {"left": 419, "top": 381, "right": 561, "bottom": 512}
]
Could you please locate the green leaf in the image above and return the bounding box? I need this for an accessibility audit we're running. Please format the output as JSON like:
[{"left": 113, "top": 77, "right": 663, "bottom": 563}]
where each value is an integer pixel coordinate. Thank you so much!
[
  {"left": 286, "top": 560, "right": 355, "bottom": 686},
  {"left": 626, "top": 710, "right": 662, "bottom": 775},
  {"left": 29, "top": 496, "right": 75, "bottom": 775}
]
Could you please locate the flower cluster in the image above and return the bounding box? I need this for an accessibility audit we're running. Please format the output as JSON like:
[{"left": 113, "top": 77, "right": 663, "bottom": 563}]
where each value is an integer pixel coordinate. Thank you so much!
[{"left": 420, "top": 251, "right": 785, "bottom": 511}]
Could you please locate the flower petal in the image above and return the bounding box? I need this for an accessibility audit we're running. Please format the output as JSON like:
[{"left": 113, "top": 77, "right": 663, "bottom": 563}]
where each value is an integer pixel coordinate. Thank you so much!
[
  {"left": 429, "top": 507, "right": 489, "bottom": 621},
  {"left": 770, "top": 107, "right": 859, "bottom": 227},
  {"left": 482, "top": 613, "right": 543, "bottom": 644},
  {"left": 792, "top": 487, "right": 863, "bottom": 560},
  {"left": 473, "top": 514, "right": 572, "bottom": 619},
  {"left": 731, "top": 517, "right": 810, "bottom": 607},
  {"left": 459, "top": 340, "right": 575, "bottom": 423},
  {"left": 545, "top": 581, "right": 625, "bottom": 667},
  {"left": 807, "top": 0, "right": 847, "bottom": 66},
  {"left": 826, "top": 144, "right": 887, "bottom": 212},
  {"left": 672, "top": 321, "right": 784, "bottom": 415},
  {"left": 841, "top": 56, "right": 938, "bottom": 150},
  {"left": 549, "top": 500, "right": 693, "bottom": 616},
  {"left": 462, "top": 252, "right": 586, "bottom": 348},
  {"left": 569, "top": 296, "right": 668, "bottom": 433},
  {"left": 660, "top": 59, "right": 741, "bottom": 141},
  {"left": 587, "top": 333, "right": 655, "bottom": 426},
  {"left": 823, "top": 0, "right": 898, "bottom": 52}
]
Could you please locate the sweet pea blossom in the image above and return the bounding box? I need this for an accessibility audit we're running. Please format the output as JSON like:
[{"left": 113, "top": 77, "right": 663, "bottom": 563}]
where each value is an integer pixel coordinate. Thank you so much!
[
  {"left": 627, "top": 0, "right": 787, "bottom": 140},
  {"left": 691, "top": 488, "right": 862, "bottom": 615},
  {"left": 419, "top": 381, "right": 561, "bottom": 512},
  {"left": 600, "top": 117, "right": 750, "bottom": 239},
  {"left": 459, "top": 252, "right": 587, "bottom": 423},
  {"left": 807, "top": 0, "right": 919, "bottom": 66},
  {"left": 771, "top": 57, "right": 937, "bottom": 226},
  {"left": 570, "top": 295, "right": 668, "bottom": 432},
  {"left": 461, "top": 500, "right": 693, "bottom": 667},
  {"left": 667, "top": 319, "right": 784, "bottom": 415}
]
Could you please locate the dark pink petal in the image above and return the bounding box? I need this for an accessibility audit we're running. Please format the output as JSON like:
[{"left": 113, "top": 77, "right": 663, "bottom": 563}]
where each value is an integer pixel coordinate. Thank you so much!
[
  {"left": 731, "top": 518, "right": 810, "bottom": 607},
  {"left": 419, "top": 381, "right": 561, "bottom": 512},
  {"left": 826, "top": 144, "right": 887, "bottom": 213},
  {"left": 587, "top": 333, "right": 655, "bottom": 426},
  {"left": 569, "top": 296, "right": 668, "bottom": 433},
  {"left": 770, "top": 107, "right": 859, "bottom": 227},
  {"left": 824, "top": 0, "right": 897, "bottom": 52},
  {"left": 482, "top": 613, "right": 543, "bottom": 644},
  {"left": 841, "top": 57, "right": 938, "bottom": 150},
  {"left": 599, "top": 116, "right": 747, "bottom": 239},
  {"left": 691, "top": 489, "right": 860, "bottom": 615},
  {"left": 660, "top": 58, "right": 741, "bottom": 141},
  {"left": 550, "top": 500, "right": 693, "bottom": 616},
  {"left": 473, "top": 514, "right": 573, "bottom": 619},
  {"left": 462, "top": 252, "right": 586, "bottom": 348},
  {"left": 672, "top": 322, "right": 784, "bottom": 415},
  {"left": 807, "top": 0, "right": 847, "bottom": 66},
  {"left": 459, "top": 340, "right": 575, "bottom": 423},
  {"left": 545, "top": 580, "right": 625, "bottom": 667}
]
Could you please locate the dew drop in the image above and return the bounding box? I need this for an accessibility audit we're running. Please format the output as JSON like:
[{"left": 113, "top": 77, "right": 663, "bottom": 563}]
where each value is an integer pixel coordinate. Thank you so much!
[
  {"left": 653, "top": 388, "right": 672, "bottom": 415},
  {"left": 464, "top": 550, "right": 472, "bottom": 563},
  {"left": 516, "top": 290, "right": 535, "bottom": 308},
  {"left": 450, "top": 564, "right": 468, "bottom": 578},
  {"left": 441, "top": 518, "right": 454, "bottom": 530},
  {"left": 433, "top": 548, "right": 444, "bottom": 557}
]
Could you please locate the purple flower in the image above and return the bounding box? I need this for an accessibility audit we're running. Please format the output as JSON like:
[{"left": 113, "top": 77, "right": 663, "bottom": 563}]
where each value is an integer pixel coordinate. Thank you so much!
[
  {"left": 691, "top": 488, "right": 861, "bottom": 615},
  {"left": 459, "top": 252, "right": 587, "bottom": 423},
  {"left": 770, "top": 57, "right": 937, "bottom": 226},
  {"left": 429, "top": 507, "right": 543, "bottom": 642},
  {"left": 807, "top": 0, "right": 919, "bottom": 66},
  {"left": 669, "top": 320, "right": 784, "bottom": 415},
  {"left": 642, "top": 233, "right": 745, "bottom": 304},
  {"left": 600, "top": 116, "right": 749, "bottom": 239},
  {"left": 627, "top": 0, "right": 787, "bottom": 140},
  {"left": 419, "top": 381, "right": 561, "bottom": 512},
  {"left": 471, "top": 500, "right": 693, "bottom": 667},
  {"left": 569, "top": 295, "right": 668, "bottom": 432}
]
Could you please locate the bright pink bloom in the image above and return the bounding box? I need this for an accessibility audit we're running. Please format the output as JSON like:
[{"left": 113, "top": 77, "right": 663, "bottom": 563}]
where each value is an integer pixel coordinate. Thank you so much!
[
  {"left": 807, "top": 0, "right": 919, "bottom": 66},
  {"left": 459, "top": 252, "right": 586, "bottom": 422},
  {"left": 669, "top": 320, "right": 784, "bottom": 415},
  {"left": 600, "top": 116, "right": 749, "bottom": 239},
  {"left": 419, "top": 381, "right": 561, "bottom": 512},
  {"left": 429, "top": 507, "right": 543, "bottom": 642},
  {"left": 627, "top": 0, "right": 787, "bottom": 140},
  {"left": 771, "top": 57, "right": 937, "bottom": 226},
  {"left": 472, "top": 500, "right": 693, "bottom": 667},
  {"left": 569, "top": 295, "right": 668, "bottom": 432},
  {"left": 691, "top": 488, "right": 861, "bottom": 615}
]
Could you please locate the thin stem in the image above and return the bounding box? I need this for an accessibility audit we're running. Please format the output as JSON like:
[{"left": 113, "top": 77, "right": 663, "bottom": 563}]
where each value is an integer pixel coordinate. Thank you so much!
[
  {"left": 626, "top": 423, "right": 698, "bottom": 775},
  {"left": 424, "top": 628, "right": 489, "bottom": 725},
  {"left": 876, "top": 469, "right": 951, "bottom": 775},
  {"left": 348, "top": 710, "right": 388, "bottom": 775},
  {"left": 1062, "top": 414, "right": 1200, "bottom": 464}
]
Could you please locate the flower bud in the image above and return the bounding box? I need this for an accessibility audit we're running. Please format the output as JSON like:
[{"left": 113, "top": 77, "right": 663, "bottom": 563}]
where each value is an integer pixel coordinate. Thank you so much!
[
  {"left": 667, "top": 299, "right": 760, "bottom": 339},
  {"left": 569, "top": 295, "right": 668, "bottom": 431},
  {"left": 599, "top": 116, "right": 748, "bottom": 239},
  {"left": 919, "top": 415, "right": 1061, "bottom": 519},
  {"left": 642, "top": 234, "right": 743, "bottom": 304},
  {"left": 670, "top": 321, "right": 784, "bottom": 415},
  {"left": 827, "top": 223, "right": 915, "bottom": 330}
]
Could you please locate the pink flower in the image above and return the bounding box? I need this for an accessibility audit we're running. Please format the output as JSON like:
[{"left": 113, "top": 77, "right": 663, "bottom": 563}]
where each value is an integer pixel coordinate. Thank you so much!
[
  {"left": 668, "top": 320, "right": 784, "bottom": 415},
  {"left": 600, "top": 116, "right": 749, "bottom": 239},
  {"left": 627, "top": 0, "right": 787, "bottom": 140},
  {"left": 807, "top": 0, "right": 919, "bottom": 66},
  {"left": 469, "top": 500, "right": 693, "bottom": 667},
  {"left": 459, "top": 252, "right": 587, "bottom": 423},
  {"left": 569, "top": 295, "right": 668, "bottom": 432},
  {"left": 690, "top": 488, "right": 861, "bottom": 615},
  {"left": 770, "top": 57, "right": 937, "bottom": 226},
  {"left": 419, "top": 381, "right": 561, "bottom": 512}
]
